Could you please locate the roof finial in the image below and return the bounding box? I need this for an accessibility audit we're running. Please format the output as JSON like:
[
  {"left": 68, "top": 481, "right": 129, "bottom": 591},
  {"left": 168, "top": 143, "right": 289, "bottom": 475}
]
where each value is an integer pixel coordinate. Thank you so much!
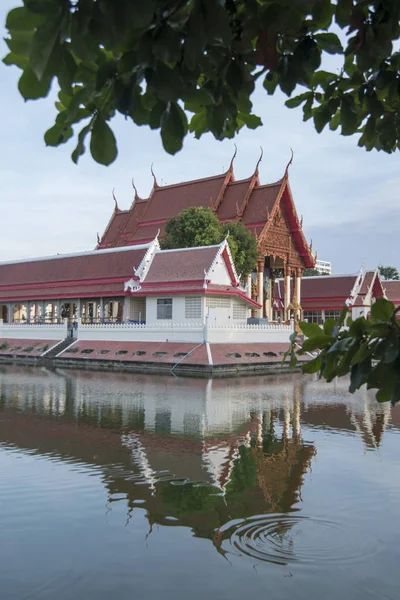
[
  {"left": 151, "top": 163, "right": 158, "bottom": 189},
  {"left": 255, "top": 146, "right": 263, "bottom": 174},
  {"left": 284, "top": 148, "right": 294, "bottom": 178},
  {"left": 131, "top": 177, "right": 139, "bottom": 200},
  {"left": 112, "top": 188, "right": 119, "bottom": 212},
  {"left": 97, "top": 232, "right": 100, "bottom": 244},
  {"left": 229, "top": 144, "right": 237, "bottom": 172}
]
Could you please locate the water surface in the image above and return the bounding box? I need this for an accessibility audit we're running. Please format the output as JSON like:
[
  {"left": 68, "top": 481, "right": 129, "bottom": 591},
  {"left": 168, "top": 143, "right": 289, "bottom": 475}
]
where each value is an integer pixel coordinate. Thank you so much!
[{"left": 0, "top": 366, "right": 399, "bottom": 600}]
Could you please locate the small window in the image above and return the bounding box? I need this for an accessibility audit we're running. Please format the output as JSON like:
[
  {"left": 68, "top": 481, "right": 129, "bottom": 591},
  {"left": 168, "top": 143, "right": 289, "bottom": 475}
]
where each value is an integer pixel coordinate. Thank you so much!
[
  {"left": 185, "top": 296, "right": 201, "bottom": 319},
  {"left": 157, "top": 298, "right": 172, "bottom": 320},
  {"left": 226, "top": 352, "right": 241, "bottom": 359},
  {"left": 10, "top": 346, "right": 22, "bottom": 352},
  {"left": 97, "top": 349, "right": 110, "bottom": 355},
  {"left": 133, "top": 350, "right": 146, "bottom": 356},
  {"left": 23, "top": 347, "right": 34, "bottom": 353},
  {"left": 153, "top": 351, "right": 167, "bottom": 357},
  {"left": 173, "top": 352, "right": 187, "bottom": 358},
  {"left": 116, "top": 350, "right": 128, "bottom": 356},
  {"left": 65, "top": 347, "right": 79, "bottom": 354},
  {"left": 245, "top": 352, "right": 260, "bottom": 358},
  {"left": 263, "top": 351, "right": 277, "bottom": 357},
  {"left": 81, "top": 348, "right": 94, "bottom": 354}
]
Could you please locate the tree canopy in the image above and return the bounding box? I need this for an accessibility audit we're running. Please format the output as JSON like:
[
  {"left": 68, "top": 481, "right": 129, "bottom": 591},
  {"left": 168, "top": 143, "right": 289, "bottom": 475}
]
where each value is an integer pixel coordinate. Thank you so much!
[
  {"left": 160, "top": 206, "right": 258, "bottom": 279},
  {"left": 303, "top": 267, "right": 324, "bottom": 276},
  {"left": 378, "top": 265, "right": 400, "bottom": 281},
  {"left": 4, "top": 0, "right": 400, "bottom": 165}
]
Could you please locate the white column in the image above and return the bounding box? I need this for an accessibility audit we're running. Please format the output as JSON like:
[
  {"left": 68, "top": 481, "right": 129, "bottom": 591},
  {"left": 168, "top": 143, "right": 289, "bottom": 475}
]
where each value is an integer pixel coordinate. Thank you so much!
[
  {"left": 284, "top": 268, "right": 291, "bottom": 321},
  {"left": 99, "top": 298, "right": 104, "bottom": 321},
  {"left": 27, "top": 301, "right": 31, "bottom": 323},
  {"left": 247, "top": 274, "right": 252, "bottom": 298},
  {"left": 257, "top": 262, "right": 264, "bottom": 318}
]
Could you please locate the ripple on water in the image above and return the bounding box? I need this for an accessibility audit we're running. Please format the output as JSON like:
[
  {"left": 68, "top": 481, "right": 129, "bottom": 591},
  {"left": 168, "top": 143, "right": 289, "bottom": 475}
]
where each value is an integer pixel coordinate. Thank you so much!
[{"left": 219, "top": 514, "right": 381, "bottom": 567}]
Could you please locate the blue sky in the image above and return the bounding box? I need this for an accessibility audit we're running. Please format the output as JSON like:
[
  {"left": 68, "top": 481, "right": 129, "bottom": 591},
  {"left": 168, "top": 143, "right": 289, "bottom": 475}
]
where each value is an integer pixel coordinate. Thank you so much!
[{"left": 1, "top": 1, "right": 399, "bottom": 273}]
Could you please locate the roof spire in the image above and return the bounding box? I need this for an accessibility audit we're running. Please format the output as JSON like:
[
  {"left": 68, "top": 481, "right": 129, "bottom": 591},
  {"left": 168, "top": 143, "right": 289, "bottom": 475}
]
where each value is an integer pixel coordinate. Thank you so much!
[
  {"left": 255, "top": 146, "right": 263, "bottom": 175},
  {"left": 151, "top": 163, "right": 158, "bottom": 189},
  {"left": 131, "top": 177, "right": 139, "bottom": 200},
  {"left": 228, "top": 144, "right": 237, "bottom": 172},
  {"left": 112, "top": 188, "right": 119, "bottom": 212},
  {"left": 97, "top": 232, "right": 100, "bottom": 244},
  {"left": 284, "top": 148, "right": 294, "bottom": 179}
]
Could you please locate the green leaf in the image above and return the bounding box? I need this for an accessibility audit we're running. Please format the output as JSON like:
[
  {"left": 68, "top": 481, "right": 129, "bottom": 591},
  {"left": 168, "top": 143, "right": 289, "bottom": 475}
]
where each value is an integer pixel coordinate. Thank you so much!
[
  {"left": 6, "top": 6, "right": 44, "bottom": 32},
  {"left": 127, "top": 0, "right": 155, "bottom": 29},
  {"left": 313, "top": 105, "right": 331, "bottom": 133},
  {"left": 302, "top": 355, "right": 322, "bottom": 374},
  {"left": 350, "top": 341, "right": 373, "bottom": 366},
  {"left": 312, "top": 0, "right": 334, "bottom": 29},
  {"left": 161, "top": 102, "right": 188, "bottom": 155},
  {"left": 189, "top": 110, "right": 208, "bottom": 139},
  {"left": 315, "top": 33, "right": 343, "bottom": 54},
  {"left": 3, "top": 52, "right": 29, "bottom": 70},
  {"left": 237, "top": 113, "right": 262, "bottom": 129},
  {"left": 302, "top": 334, "right": 332, "bottom": 352},
  {"left": 371, "top": 298, "right": 395, "bottom": 322},
  {"left": 323, "top": 318, "right": 337, "bottom": 336},
  {"left": 300, "top": 321, "right": 323, "bottom": 339},
  {"left": 30, "top": 13, "right": 63, "bottom": 80},
  {"left": 44, "top": 122, "right": 73, "bottom": 146},
  {"left": 312, "top": 70, "right": 337, "bottom": 88},
  {"left": 71, "top": 124, "right": 91, "bottom": 164},
  {"left": 90, "top": 117, "right": 117, "bottom": 165},
  {"left": 18, "top": 67, "right": 52, "bottom": 99},
  {"left": 329, "top": 111, "right": 341, "bottom": 131},
  {"left": 340, "top": 95, "right": 357, "bottom": 136},
  {"left": 285, "top": 92, "right": 311, "bottom": 109}
]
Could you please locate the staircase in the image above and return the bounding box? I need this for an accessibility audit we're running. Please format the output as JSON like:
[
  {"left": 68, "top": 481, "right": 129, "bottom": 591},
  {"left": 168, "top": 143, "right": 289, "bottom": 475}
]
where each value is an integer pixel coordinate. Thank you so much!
[{"left": 42, "top": 338, "right": 75, "bottom": 359}]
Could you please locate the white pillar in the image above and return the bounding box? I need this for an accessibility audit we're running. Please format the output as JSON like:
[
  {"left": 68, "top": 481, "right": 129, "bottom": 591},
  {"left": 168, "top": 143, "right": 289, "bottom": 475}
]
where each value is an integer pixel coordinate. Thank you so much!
[
  {"left": 99, "top": 298, "right": 104, "bottom": 321},
  {"left": 284, "top": 269, "right": 291, "bottom": 321},
  {"left": 27, "top": 301, "right": 31, "bottom": 323},
  {"left": 257, "top": 262, "right": 264, "bottom": 318},
  {"left": 247, "top": 274, "right": 252, "bottom": 298}
]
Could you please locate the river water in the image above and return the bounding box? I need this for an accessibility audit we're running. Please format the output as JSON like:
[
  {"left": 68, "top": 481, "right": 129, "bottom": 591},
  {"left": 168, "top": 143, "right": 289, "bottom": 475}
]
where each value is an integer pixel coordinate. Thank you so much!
[{"left": 0, "top": 366, "right": 399, "bottom": 600}]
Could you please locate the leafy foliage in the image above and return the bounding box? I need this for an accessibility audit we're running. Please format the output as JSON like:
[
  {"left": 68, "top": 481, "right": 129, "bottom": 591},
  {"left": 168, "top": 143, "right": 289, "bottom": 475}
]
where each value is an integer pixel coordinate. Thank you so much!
[
  {"left": 303, "top": 267, "right": 325, "bottom": 276},
  {"left": 4, "top": 1, "right": 400, "bottom": 165},
  {"left": 378, "top": 265, "right": 400, "bottom": 281},
  {"left": 285, "top": 298, "right": 400, "bottom": 405},
  {"left": 160, "top": 207, "right": 258, "bottom": 279}
]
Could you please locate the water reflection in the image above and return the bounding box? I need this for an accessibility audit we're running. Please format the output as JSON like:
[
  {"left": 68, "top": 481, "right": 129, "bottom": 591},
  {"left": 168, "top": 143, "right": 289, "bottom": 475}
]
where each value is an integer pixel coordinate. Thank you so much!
[{"left": 0, "top": 366, "right": 399, "bottom": 599}]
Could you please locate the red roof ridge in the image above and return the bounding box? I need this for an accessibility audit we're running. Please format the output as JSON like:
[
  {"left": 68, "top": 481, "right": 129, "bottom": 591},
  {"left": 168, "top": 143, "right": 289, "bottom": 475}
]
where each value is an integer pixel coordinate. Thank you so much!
[
  {"left": 255, "top": 179, "right": 284, "bottom": 190},
  {"left": 151, "top": 170, "right": 228, "bottom": 192},
  {"left": 155, "top": 243, "right": 222, "bottom": 254},
  {"left": 0, "top": 243, "right": 151, "bottom": 267}
]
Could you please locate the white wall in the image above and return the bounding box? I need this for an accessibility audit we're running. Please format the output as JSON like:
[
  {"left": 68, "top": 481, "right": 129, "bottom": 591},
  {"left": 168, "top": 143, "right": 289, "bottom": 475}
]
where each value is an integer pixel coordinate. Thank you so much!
[
  {"left": 208, "top": 257, "right": 231, "bottom": 285},
  {"left": 77, "top": 321, "right": 293, "bottom": 344},
  {"left": 0, "top": 320, "right": 68, "bottom": 340},
  {"left": 146, "top": 296, "right": 204, "bottom": 326}
]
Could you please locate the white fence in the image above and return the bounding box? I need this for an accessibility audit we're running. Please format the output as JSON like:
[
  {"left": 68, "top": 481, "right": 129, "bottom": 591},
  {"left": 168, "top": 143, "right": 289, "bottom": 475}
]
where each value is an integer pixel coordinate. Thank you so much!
[
  {"left": 0, "top": 319, "right": 293, "bottom": 345},
  {"left": 0, "top": 319, "right": 68, "bottom": 340},
  {"left": 78, "top": 320, "right": 293, "bottom": 344}
]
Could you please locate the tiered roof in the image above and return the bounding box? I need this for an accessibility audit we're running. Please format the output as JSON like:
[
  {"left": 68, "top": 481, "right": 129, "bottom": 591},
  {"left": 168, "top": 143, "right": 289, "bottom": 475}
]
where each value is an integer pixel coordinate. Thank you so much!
[{"left": 97, "top": 157, "right": 314, "bottom": 268}]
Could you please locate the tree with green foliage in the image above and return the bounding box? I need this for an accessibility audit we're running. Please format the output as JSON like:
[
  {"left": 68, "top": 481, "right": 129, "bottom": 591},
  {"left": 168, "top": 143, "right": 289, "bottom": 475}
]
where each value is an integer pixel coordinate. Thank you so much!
[
  {"left": 303, "top": 267, "right": 324, "bottom": 276},
  {"left": 4, "top": 1, "right": 400, "bottom": 165},
  {"left": 220, "top": 220, "right": 258, "bottom": 283},
  {"left": 161, "top": 206, "right": 222, "bottom": 250},
  {"left": 161, "top": 207, "right": 258, "bottom": 280},
  {"left": 285, "top": 298, "right": 400, "bottom": 405},
  {"left": 378, "top": 265, "right": 400, "bottom": 281}
]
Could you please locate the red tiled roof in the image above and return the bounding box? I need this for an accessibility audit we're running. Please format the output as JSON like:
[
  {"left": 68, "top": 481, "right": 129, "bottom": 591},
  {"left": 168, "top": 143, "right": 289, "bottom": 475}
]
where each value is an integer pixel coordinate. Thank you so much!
[
  {"left": 0, "top": 246, "right": 149, "bottom": 302},
  {"left": 359, "top": 271, "right": 374, "bottom": 295},
  {"left": 300, "top": 275, "right": 357, "bottom": 299},
  {"left": 97, "top": 163, "right": 314, "bottom": 268},
  {"left": 218, "top": 178, "right": 252, "bottom": 220},
  {"left": 144, "top": 246, "right": 221, "bottom": 284},
  {"left": 241, "top": 182, "right": 281, "bottom": 224},
  {"left": 384, "top": 281, "right": 400, "bottom": 304},
  {"left": 99, "top": 210, "right": 130, "bottom": 247},
  {"left": 141, "top": 173, "right": 227, "bottom": 222}
]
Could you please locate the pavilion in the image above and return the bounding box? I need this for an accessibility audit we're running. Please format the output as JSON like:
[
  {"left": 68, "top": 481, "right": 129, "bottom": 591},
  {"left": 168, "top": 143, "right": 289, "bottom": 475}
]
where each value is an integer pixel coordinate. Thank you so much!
[{"left": 97, "top": 153, "right": 315, "bottom": 321}]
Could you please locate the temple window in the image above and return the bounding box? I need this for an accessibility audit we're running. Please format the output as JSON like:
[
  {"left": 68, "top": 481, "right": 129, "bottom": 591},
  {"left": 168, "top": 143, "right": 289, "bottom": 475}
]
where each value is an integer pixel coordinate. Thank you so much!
[
  {"left": 324, "top": 311, "right": 342, "bottom": 321},
  {"left": 303, "top": 310, "right": 323, "bottom": 324},
  {"left": 185, "top": 297, "right": 201, "bottom": 319},
  {"left": 157, "top": 298, "right": 172, "bottom": 320}
]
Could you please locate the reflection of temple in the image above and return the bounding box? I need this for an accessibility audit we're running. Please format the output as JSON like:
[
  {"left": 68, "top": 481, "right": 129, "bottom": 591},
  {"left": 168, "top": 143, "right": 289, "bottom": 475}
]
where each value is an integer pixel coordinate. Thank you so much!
[{"left": 0, "top": 368, "right": 396, "bottom": 544}]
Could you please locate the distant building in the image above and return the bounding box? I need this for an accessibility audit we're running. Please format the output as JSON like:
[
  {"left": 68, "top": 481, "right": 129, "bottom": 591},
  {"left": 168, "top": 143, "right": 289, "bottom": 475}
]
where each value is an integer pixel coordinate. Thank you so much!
[{"left": 315, "top": 259, "right": 332, "bottom": 275}]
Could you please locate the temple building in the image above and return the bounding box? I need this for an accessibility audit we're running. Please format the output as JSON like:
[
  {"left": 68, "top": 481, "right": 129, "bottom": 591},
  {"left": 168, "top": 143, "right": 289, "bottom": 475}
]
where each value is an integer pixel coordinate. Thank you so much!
[
  {"left": 97, "top": 153, "right": 315, "bottom": 322},
  {"left": 274, "top": 268, "right": 386, "bottom": 323}
]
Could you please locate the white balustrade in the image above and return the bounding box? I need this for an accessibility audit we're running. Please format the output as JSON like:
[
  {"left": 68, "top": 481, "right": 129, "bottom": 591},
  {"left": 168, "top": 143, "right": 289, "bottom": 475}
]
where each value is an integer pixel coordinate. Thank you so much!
[{"left": 0, "top": 319, "right": 68, "bottom": 340}]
